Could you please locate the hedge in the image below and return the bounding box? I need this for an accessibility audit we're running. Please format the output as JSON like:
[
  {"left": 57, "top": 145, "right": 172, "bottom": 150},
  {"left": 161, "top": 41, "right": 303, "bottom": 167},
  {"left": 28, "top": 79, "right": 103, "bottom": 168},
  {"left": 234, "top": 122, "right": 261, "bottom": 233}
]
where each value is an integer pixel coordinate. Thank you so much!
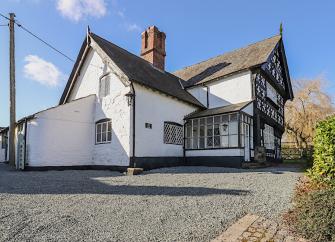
[{"left": 308, "top": 115, "right": 335, "bottom": 186}]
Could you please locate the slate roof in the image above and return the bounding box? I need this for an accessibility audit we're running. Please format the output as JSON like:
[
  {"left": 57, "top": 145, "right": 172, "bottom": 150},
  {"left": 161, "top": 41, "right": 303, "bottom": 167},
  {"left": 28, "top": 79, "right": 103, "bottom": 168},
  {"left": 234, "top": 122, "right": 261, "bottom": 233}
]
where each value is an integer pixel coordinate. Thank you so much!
[
  {"left": 61, "top": 33, "right": 204, "bottom": 108},
  {"left": 185, "top": 101, "right": 252, "bottom": 119},
  {"left": 174, "top": 35, "right": 282, "bottom": 87}
]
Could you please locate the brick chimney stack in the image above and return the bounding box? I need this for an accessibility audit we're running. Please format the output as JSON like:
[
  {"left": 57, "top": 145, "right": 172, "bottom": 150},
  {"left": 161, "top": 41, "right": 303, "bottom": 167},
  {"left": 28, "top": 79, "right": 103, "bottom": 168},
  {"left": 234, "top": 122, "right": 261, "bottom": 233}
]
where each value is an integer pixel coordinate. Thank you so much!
[{"left": 140, "top": 26, "right": 166, "bottom": 70}]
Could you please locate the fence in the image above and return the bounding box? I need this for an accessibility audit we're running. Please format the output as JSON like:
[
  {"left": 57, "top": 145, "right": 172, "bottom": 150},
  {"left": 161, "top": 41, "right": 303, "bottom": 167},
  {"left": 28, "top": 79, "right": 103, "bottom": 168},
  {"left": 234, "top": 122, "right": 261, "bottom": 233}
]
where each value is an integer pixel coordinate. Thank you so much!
[{"left": 281, "top": 142, "right": 313, "bottom": 160}]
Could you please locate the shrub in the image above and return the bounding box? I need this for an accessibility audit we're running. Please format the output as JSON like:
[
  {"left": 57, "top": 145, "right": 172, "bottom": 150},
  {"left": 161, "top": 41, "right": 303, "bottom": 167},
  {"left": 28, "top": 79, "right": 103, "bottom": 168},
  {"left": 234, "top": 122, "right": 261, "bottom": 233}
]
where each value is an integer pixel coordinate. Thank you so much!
[
  {"left": 292, "top": 187, "right": 335, "bottom": 242},
  {"left": 308, "top": 115, "right": 335, "bottom": 186}
]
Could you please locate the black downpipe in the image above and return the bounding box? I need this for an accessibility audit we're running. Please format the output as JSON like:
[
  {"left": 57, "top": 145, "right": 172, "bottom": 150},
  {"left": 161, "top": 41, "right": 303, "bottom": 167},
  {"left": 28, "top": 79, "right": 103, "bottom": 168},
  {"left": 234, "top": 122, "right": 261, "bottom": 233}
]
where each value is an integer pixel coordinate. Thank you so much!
[{"left": 130, "top": 82, "right": 136, "bottom": 168}]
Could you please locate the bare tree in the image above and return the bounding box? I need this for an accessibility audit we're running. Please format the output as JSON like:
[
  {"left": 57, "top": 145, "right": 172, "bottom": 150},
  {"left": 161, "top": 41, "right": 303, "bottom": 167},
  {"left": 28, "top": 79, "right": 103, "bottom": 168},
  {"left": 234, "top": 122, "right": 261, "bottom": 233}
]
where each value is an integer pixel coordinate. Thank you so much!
[{"left": 283, "top": 79, "right": 334, "bottom": 148}]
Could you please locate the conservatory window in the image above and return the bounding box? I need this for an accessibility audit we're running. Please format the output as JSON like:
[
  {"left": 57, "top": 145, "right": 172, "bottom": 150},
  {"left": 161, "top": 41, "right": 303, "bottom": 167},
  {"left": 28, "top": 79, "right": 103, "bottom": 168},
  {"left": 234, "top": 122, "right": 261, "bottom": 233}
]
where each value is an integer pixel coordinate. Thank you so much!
[{"left": 185, "top": 113, "right": 240, "bottom": 149}]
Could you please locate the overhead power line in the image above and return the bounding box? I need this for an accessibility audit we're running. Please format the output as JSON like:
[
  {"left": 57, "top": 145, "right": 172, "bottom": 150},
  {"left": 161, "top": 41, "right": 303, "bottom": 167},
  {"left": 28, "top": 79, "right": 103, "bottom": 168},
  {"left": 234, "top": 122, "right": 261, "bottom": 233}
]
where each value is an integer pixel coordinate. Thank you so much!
[{"left": 0, "top": 12, "right": 74, "bottom": 62}]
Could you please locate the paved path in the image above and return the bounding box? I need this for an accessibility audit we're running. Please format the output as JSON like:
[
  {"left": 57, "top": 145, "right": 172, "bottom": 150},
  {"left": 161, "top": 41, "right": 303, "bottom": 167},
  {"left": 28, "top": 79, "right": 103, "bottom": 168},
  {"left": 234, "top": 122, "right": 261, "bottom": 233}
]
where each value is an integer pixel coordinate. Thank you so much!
[
  {"left": 0, "top": 164, "right": 301, "bottom": 241},
  {"left": 213, "top": 214, "right": 308, "bottom": 242}
]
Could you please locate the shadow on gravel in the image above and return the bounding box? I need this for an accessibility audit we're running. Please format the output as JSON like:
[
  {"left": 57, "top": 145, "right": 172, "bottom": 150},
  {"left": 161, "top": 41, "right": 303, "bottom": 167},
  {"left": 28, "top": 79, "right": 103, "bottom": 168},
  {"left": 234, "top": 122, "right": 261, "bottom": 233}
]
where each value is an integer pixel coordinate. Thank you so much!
[
  {"left": 0, "top": 165, "right": 250, "bottom": 196},
  {"left": 0, "top": 183, "right": 250, "bottom": 196},
  {"left": 147, "top": 165, "right": 301, "bottom": 175}
]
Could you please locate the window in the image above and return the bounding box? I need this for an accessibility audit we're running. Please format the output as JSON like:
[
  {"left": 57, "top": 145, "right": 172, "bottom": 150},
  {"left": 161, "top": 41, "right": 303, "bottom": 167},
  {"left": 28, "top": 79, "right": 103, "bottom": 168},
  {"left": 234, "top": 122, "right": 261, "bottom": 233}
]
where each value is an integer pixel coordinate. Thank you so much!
[
  {"left": 163, "top": 122, "right": 183, "bottom": 145},
  {"left": 263, "top": 124, "right": 274, "bottom": 150},
  {"left": 185, "top": 113, "right": 240, "bottom": 149},
  {"left": 266, "top": 82, "right": 278, "bottom": 105},
  {"left": 1, "top": 133, "right": 7, "bottom": 149},
  {"left": 145, "top": 123, "right": 152, "bottom": 129},
  {"left": 99, "top": 76, "right": 110, "bottom": 98},
  {"left": 96, "top": 119, "right": 112, "bottom": 144}
]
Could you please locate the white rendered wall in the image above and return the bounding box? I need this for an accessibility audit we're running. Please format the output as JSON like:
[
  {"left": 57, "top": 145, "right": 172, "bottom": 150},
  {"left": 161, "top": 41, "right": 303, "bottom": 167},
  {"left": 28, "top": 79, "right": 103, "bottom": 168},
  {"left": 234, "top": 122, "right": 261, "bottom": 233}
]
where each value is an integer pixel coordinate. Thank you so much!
[
  {"left": 92, "top": 72, "right": 131, "bottom": 166},
  {"left": 68, "top": 48, "right": 105, "bottom": 101},
  {"left": 66, "top": 46, "right": 131, "bottom": 166},
  {"left": 242, "top": 102, "right": 253, "bottom": 116},
  {"left": 185, "top": 149, "right": 244, "bottom": 157},
  {"left": 187, "top": 86, "right": 207, "bottom": 107},
  {"left": 134, "top": 83, "right": 198, "bottom": 157},
  {"left": 187, "top": 71, "right": 252, "bottom": 108},
  {"left": 26, "top": 95, "right": 96, "bottom": 167}
]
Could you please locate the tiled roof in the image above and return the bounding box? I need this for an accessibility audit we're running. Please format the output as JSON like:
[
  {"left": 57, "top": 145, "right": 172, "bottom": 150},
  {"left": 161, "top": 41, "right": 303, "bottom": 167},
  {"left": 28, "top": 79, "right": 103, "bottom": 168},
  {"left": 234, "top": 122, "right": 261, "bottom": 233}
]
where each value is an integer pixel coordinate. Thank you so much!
[
  {"left": 174, "top": 35, "right": 281, "bottom": 87},
  {"left": 90, "top": 33, "right": 205, "bottom": 108},
  {"left": 185, "top": 101, "right": 252, "bottom": 119}
]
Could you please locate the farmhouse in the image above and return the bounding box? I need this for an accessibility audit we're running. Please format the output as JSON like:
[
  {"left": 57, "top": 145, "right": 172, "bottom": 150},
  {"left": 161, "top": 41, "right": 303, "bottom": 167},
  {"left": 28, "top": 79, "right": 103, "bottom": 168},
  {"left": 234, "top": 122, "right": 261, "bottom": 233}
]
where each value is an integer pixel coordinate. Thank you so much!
[{"left": 0, "top": 26, "right": 293, "bottom": 170}]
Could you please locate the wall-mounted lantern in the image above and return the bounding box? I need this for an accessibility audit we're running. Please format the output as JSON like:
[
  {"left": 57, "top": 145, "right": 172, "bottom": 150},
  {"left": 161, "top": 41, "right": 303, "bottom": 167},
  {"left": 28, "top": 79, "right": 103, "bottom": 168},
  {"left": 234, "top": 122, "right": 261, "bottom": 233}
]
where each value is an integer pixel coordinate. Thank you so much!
[{"left": 125, "top": 91, "right": 134, "bottom": 106}]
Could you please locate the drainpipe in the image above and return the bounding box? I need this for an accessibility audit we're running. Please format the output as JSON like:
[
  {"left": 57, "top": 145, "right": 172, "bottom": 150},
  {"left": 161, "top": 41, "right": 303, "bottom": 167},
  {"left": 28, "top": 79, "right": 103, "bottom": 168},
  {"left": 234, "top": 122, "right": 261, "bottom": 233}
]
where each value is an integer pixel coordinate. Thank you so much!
[
  {"left": 130, "top": 82, "right": 136, "bottom": 168},
  {"left": 23, "top": 118, "right": 28, "bottom": 169}
]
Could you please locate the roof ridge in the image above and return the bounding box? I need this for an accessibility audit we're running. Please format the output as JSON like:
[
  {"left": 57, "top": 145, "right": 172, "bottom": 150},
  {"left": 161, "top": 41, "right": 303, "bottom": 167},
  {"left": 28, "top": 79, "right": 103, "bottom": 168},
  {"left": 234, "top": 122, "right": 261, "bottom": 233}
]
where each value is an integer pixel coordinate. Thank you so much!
[
  {"left": 91, "top": 32, "right": 178, "bottom": 75},
  {"left": 174, "top": 34, "right": 281, "bottom": 73},
  {"left": 91, "top": 32, "right": 194, "bottom": 83}
]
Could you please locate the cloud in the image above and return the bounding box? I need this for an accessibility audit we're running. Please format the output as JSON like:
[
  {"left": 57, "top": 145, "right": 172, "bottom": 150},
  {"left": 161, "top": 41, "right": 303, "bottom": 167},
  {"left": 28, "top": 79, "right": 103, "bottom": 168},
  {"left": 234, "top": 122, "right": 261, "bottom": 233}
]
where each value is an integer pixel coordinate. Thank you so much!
[
  {"left": 23, "top": 55, "right": 65, "bottom": 87},
  {"left": 56, "top": 0, "right": 107, "bottom": 22},
  {"left": 126, "top": 23, "right": 141, "bottom": 32}
]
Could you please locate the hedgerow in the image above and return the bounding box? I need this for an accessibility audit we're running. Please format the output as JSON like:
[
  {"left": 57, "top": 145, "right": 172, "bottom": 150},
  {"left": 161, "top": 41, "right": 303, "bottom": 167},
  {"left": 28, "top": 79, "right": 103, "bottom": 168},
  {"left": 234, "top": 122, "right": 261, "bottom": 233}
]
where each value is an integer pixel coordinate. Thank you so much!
[{"left": 308, "top": 115, "right": 335, "bottom": 186}]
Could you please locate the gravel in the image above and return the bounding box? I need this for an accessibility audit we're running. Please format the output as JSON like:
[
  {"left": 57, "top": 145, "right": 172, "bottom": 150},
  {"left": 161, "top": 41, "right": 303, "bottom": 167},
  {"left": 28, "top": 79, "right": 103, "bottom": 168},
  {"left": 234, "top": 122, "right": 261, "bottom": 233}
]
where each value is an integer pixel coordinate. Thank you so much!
[{"left": 0, "top": 163, "right": 301, "bottom": 242}]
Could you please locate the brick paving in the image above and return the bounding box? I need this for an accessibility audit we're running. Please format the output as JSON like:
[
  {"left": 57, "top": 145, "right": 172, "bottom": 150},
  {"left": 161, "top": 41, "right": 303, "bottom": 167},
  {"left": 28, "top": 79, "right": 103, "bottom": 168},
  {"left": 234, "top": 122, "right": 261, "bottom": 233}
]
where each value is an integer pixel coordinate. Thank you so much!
[{"left": 213, "top": 214, "right": 309, "bottom": 242}]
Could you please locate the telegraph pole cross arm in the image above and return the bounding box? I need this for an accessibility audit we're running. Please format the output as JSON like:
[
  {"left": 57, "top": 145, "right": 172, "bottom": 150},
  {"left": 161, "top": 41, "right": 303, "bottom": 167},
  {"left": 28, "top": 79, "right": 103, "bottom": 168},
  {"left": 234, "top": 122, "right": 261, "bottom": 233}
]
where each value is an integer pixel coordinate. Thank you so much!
[{"left": 8, "top": 13, "right": 16, "bottom": 167}]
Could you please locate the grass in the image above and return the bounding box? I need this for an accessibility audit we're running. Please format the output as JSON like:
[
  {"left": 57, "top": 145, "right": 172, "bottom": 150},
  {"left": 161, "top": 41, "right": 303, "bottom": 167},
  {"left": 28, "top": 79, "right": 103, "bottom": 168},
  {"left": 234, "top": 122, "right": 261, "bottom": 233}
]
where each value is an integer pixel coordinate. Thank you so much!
[{"left": 284, "top": 176, "right": 335, "bottom": 242}]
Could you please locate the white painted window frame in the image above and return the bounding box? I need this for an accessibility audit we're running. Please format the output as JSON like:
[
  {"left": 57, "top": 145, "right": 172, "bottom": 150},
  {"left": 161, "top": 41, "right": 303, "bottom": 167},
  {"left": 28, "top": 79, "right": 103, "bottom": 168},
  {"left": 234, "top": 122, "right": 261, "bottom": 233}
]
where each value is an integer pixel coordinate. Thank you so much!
[{"left": 95, "top": 119, "right": 112, "bottom": 144}]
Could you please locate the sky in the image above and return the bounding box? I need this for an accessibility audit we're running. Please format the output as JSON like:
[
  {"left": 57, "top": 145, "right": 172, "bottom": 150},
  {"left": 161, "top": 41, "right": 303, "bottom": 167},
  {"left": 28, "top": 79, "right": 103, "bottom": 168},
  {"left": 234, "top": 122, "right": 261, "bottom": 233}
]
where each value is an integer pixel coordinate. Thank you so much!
[{"left": 0, "top": 0, "right": 334, "bottom": 126}]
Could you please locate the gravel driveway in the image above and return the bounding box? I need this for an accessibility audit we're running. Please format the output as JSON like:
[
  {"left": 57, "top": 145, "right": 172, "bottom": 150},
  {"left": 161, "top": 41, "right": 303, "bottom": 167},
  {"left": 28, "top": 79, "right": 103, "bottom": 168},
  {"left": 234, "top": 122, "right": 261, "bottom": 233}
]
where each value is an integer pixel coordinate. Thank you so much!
[{"left": 0, "top": 164, "right": 301, "bottom": 242}]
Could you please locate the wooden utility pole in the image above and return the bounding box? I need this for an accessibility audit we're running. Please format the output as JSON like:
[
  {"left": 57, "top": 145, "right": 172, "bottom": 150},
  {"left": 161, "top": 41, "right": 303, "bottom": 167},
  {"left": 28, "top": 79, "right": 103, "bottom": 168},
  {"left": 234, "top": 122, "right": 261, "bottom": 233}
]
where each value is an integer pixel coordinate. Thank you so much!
[{"left": 8, "top": 13, "right": 16, "bottom": 166}]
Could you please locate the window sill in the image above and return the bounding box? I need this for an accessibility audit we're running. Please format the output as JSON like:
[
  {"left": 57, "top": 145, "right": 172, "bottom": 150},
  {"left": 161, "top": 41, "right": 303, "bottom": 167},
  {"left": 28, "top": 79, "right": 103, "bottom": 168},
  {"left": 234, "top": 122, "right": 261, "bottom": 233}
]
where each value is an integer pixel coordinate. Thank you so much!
[{"left": 95, "top": 142, "right": 112, "bottom": 145}]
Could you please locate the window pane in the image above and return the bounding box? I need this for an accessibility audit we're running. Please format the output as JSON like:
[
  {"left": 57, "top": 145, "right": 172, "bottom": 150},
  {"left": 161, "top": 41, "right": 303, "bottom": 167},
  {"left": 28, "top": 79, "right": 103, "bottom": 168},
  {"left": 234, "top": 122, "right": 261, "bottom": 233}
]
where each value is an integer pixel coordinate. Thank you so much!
[
  {"left": 192, "top": 137, "right": 198, "bottom": 149},
  {"left": 207, "top": 125, "right": 213, "bottom": 136},
  {"left": 97, "top": 123, "right": 102, "bottom": 134},
  {"left": 214, "top": 136, "right": 220, "bottom": 147},
  {"left": 206, "top": 137, "right": 213, "bottom": 147},
  {"left": 199, "top": 137, "right": 205, "bottom": 148},
  {"left": 220, "top": 123, "right": 228, "bottom": 135},
  {"left": 102, "top": 123, "right": 107, "bottom": 133},
  {"left": 107, "top": 131, "right": 112, "bottom": 142},
  {"left": 102, "top": 133, "right": 106, "bottom": 142},
  {"left": 229, "top": 119, "right": 238, "bottom": 135},
  {"left": 97, "top": 133, "right": 101, "bottom": 143},
  {"left": 229, "top": 134, "right": 238, "bottom": 147},
  {"left": 214, "top": 124, "right": 220, "bottom": 135},
  {"left": 240, "top": 134, "right": 245, "bottom": 147},
  {"left": 186, "top": 138, "right": 191, "bottom": 149},
  {"left": 206, "top": 117, "right": 213, "bottom": 125},
  {"left": 200, "top": 118, "right": 205, "bottom": 125},
  {"left": 221, "top": 136, "right": 228, "bottom": 147},
  {"left": 186, "top": 123, "right": 192, "bottom": 138},
  {"left": 199, "top": 125, "right": 205, "bottom": 137},
  {"left": 105, "top": 78, "right": 110, "bottom": 96},
  {"left": 108, "top": 121, "right": 112, "bottom": 132},
  {"left": 222, "top": 115, "right": 229, "bottom": 123},
  {"left": 214, "top": 116, "right": 221, "bottom": 124}
]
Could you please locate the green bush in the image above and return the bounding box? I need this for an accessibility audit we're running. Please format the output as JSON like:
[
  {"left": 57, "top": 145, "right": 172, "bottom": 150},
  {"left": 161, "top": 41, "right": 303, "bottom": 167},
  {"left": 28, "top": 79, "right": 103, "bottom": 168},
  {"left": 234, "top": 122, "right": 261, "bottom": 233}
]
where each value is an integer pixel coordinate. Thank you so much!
[
  {"left": 293, "top": 188, "right": 335, "bottom": 242},
  {"left": 308, "top": 115, "right": 335, "bottom": 186}
]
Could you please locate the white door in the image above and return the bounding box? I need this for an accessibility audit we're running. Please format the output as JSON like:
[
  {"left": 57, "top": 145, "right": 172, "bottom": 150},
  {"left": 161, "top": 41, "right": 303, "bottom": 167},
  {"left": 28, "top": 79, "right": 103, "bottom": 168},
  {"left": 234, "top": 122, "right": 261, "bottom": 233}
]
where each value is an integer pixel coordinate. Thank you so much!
[{"left": 244, "top": 123, "right": 250, "bottom": 162}]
